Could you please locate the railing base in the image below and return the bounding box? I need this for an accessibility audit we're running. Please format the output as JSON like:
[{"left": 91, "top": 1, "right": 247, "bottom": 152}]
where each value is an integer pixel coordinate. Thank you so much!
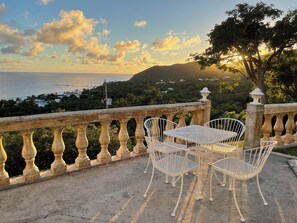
[{"left": 0, "top": 152, "right": 147, "bottom": 191}]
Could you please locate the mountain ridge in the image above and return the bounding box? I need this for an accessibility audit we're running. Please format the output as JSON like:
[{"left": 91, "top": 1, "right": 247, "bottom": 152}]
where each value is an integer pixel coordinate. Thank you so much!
[{"left": 129, "top": 62, "right": 235, "bottom": 82}]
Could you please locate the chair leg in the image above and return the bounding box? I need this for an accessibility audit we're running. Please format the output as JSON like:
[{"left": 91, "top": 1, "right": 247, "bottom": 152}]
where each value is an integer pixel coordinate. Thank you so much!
[
  {"left": 228, "top": 176, "right": 233, "bottom": 191},
  {"left": 171, "top": 176, "right": 176, "bottom": 187},
  {"left": 143, "top": 167, "right": 155, "bottom": 198},
  {"left": 256, "top": 175, "right": 268, "bottom": 206},
  {"left": 209, "top": 167, "right": 214, "bottom": 201},
  {"left": 144, "top": 155, "right": 151, "bottom": 174},
  {"left": 166, "top": 175, "right": 169, "bottom": 184},
  {"left": 232, "top": 178, "right": 245, "bottom": 222},
  {"left": 171, "top": 175, "right": 184, "bottom": 217}
]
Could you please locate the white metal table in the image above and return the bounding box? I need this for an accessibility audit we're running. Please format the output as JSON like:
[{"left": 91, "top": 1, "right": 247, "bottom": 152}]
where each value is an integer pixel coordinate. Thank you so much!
[{"left": 163, "top": 125, "right": 237, "bottom": 200}]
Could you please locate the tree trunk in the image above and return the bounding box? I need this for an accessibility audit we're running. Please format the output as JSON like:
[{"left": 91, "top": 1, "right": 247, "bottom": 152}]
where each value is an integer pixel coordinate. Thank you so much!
[{"left": 257, "top": 69, "right": 267, "bottom": 104}]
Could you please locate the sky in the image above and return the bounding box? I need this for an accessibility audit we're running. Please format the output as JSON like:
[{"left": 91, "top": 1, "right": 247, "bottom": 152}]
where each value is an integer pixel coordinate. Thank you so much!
[{"left": 0, "top": 0, "right": 296, "bottom": 74}]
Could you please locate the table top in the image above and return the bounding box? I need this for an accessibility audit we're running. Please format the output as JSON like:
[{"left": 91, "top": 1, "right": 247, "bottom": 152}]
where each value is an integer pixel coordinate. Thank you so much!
[{"left": 163, "top": 125, "right": 237, "bottom": 145}]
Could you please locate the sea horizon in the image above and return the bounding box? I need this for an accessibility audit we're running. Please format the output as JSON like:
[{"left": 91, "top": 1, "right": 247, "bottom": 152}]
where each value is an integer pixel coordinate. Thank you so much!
[{"left": 0, "top": 72, "right": 133, "bottom": 100}]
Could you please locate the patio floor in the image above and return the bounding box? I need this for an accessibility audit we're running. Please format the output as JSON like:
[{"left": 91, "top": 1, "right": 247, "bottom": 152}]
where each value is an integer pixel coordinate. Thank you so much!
[{"left": 0, "top": 153, "right": 296, "bottom": 223}]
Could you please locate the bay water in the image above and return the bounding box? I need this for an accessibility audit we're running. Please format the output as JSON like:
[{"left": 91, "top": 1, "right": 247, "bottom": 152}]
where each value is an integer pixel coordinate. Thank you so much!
[{"left": 0, "top": 72, "right": 133, "bottom": 100}]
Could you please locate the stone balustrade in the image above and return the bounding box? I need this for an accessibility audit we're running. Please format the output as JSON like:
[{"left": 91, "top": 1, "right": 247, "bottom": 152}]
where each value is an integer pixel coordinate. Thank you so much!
[
  {"left": 245, "top": 100, "right": 297, "bottom": 149},
  {"left": 0, "top": 101, "right": 211, "bottom": 187},
  {"left": 262, "top": 103, "right": 297, "bottom": 146}
]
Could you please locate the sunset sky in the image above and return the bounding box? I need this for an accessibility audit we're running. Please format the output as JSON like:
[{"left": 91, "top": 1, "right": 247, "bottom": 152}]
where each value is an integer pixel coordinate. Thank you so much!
[{"left": 0, "top": 0, "right": 295, "bottom": 74}]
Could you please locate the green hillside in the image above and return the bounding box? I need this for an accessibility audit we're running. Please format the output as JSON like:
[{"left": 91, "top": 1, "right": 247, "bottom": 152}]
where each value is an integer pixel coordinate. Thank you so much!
[{"left": 129, "top": 62, "right": 236, "bottom": 82}]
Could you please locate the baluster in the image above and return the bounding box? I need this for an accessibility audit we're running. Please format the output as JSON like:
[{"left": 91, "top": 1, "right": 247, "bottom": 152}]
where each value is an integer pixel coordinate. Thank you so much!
[
  {"left": 176, "top": 113, "right": 186, "bottom": 144},
  {"left": 151, "top": 117, "right": 160, "bottom": 140},
  {"left": 284, "top": 113, "right": 295, "bottom": 144},
  {"left": 273, "top": 113, "right": 284, "bottom": 146},
  {"left": 133, "top": 116, "right": 146, "bottom": 154},
  {"left": 75, "top": 125, "right": 91, "bottom": 168},
  {"left": 191, "top": 110, "right": 204, "bottom": 125},
  {"left": 21, "top": 130, "right": 40, "bottom": 181},
  {"left": 97, "top": 121, "right": 112, "bottom": 164},
  {"left": 51, "top": 128, "right": 67, "bottom": 174},
  {"left": 261, "top": 114, "right": 272, "bottom": 140},
  {"left": 165, "top": 114, "right": 174, "bottom": 142},
  {"left": 0, "top": 134, "right": 9, "bottom": 186},
  {"left": 116, "top": 119, "right": 130, "bottom": 159}
]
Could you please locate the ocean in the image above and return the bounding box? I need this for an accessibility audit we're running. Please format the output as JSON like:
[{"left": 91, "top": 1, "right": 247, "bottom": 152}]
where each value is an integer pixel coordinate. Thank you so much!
[{"left": 0, "top": 72, "right": 133, "bottom": 100}]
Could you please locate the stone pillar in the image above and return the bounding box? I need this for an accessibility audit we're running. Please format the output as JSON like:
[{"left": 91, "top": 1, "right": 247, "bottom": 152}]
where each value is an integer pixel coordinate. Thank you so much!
[
  {"left": 51, "top": 128, "right": 67, "bottom": 174},
  {"left": 202, "top": 101, "right": 211, "bottom": 125},
  {"left": 0, "top": 134, "right": 9, "bottom": 186},
  {"left": 75, "top": 125, "right": 91, "bottom": 168},
  {"left": 243, "top": 103, "right": 264, "bottom": 149},
  {"left": 116, "top": 119, "right": 130, "bottom": 159},
  {"left": 133, "top": 116, "right": 146, "bottom": 154},
  {"left": 199, "top": 87, "right": 211, "bottom": 125},
  {"left": 97, "top": 121, "right": 112, "bottom": 164},
  {"left": 21, "top": 130, "right": 40, "bottom": 181},
  {"left": 284, "top": 112, "right": 295, "bottom": 144}
]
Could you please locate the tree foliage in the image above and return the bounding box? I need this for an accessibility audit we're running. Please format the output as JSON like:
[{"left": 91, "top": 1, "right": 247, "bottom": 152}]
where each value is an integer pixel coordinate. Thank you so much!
[
  {"left": 268, "top": 50, "right": 297, "bottom": 102},
  {"left": 191, "top": 2, "right": 297, "bottom": 103}
]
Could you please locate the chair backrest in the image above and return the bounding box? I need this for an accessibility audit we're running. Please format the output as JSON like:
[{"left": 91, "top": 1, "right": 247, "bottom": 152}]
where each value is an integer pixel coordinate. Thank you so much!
[
  {"left": 144, "top": 136, "right": 189, "bottom": 175},
  {"left": 204, "top": 118, "right": 246, "bottom": 147},
  {"left": 144, "top": 118, "right": 178, "bottom": 142},
  {"left": 243, "top": 140, "right": 277, "bottom": 176}
]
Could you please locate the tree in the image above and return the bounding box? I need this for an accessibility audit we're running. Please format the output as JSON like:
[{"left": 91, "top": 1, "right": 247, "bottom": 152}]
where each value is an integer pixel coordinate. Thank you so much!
[
  {"left": 191, "top": 2, "right": 297, "bottom": 103},
  {"left": 269, "top": 50, "right": 297, "bottom": 102}
]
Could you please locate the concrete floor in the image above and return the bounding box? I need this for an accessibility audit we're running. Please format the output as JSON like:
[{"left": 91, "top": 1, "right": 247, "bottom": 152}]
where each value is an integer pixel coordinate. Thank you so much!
[{"left": 0, "top": 153, "right": 296, "bottom": 223}]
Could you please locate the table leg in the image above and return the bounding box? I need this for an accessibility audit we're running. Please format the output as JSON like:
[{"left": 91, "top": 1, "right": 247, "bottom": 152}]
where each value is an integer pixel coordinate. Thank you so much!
[{"left": 196, "top": 156, "right": 203, "bottom": 200}]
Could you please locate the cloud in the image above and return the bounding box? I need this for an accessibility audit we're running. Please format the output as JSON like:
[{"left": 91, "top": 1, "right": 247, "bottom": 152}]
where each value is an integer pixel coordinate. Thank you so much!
[
  {"left": 152, "top": 36, "right": 180, "bottom": 51},
  {"left": 182, "top": 35, "right": 201, "bottom": 47},
  {"left": 98, "top": 28, "right": 110, "bottom": 37},
  {"left": 0, "top": 3, "right": 6, "bottom": 15},
  {"left": 98, "top": 18, "right": 107, "bottom": 25},
  {"left": 134, "top": 20, "right": 147, "bottom": 28},
  {"left": 51, "top": 51, "right": 58, "bottom": 59},
  {"left": 114, "top": 40, "right": 140, "bottom": 53},
  {"left": 151, "top": 34, "right": 201, "bottom": 52},
  {"left": 0, "top": 24, "right": 26, "bottom": 54},
  {"left": 39, "top": 0, "right": 54, "bottom": 5},
  {"left": 36, "top": 10, "right": 95, "bottom": 51},
  {"left": 139, "top": 51, "right": 160, "bottom": 64},
  {"left": 23, "top": 28, "right": 36, "bottom": 36},
  {"left": 142, "top": 44, "right": 148, "bottom": 50},
  {"left": 0, "top": 58, "right": 28, "bottom": 68},
  {"left": 23, "top": 42, "right": 43, "bottom": 57}
]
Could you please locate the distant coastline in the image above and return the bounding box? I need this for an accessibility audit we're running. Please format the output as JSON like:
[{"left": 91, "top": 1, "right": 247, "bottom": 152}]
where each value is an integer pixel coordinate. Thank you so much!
[{"left": 0, "top": 72, "right": 133, "bottom": 100}]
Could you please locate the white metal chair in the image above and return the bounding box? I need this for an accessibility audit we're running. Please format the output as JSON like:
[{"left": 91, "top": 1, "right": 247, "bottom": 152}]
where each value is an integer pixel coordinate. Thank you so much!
[
  {"left": 203, "top": 118, "right": 246, "bottom": 154},
  {"left": 209, "top": 140, "right": 277, "bottom": 222},
  {"left": 204, "top": 118, "right": 246, "bottom": 187},
  {"left": 143, "top": 136, "right": 198, "bottom": 217},
  {"left": 143, "top": 117, "right": 186, "bottom": 179}
]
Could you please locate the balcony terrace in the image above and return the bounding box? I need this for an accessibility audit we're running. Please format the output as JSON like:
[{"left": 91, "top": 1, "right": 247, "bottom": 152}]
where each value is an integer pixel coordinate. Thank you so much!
[
  {"left": 0, "top": 152, "right": 296, "bottom": 223},
  {"left": 0, "top": 90, "right": 297, "bottom": 222}
]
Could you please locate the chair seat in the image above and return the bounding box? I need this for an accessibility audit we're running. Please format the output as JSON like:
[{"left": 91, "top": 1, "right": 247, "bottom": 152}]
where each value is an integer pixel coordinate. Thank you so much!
[
  {"left": 151, "top": 142, "right": 186, "bottom": 153},
  {"left": 212, "top": 157, "right": 256, "bottom": 180},
  {"left": 204, "top": 143, "right": 237, "bottom": 153},
  {"left": 154, "top": 154, "right": 198, "bottom": 177}
]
